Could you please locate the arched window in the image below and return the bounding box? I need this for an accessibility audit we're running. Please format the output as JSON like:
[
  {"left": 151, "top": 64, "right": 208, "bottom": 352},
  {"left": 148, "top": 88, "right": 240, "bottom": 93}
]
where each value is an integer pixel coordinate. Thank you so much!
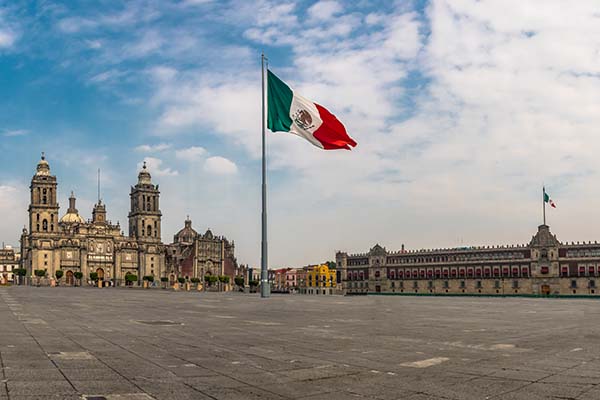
[
  {"left": 42, "top": 188, "right": 47, "bottom": 204},
  {"left": 36, "top": 224, "right": 40, "bottom": 231},
  {"left": 36, "top": 213, "right": 40, "bottom": 221},
  {"left": 42, "top": 219, "right": 48, "bottom": 232},
  {"left": 147, "top": 225, "right": 152, "bottom": 236},
  {"left": 50, "top": 224, "right": 54, "bottom": 232}
]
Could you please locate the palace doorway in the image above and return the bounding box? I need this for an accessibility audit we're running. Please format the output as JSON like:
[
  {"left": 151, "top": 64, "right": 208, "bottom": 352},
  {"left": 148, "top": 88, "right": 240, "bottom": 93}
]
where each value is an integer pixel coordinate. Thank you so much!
[
  {"left": 66, "top": 270, "right": 74, "bottom": 286},
  {"left": 541, "top": 284, "right": 551, "bottom": 296}
]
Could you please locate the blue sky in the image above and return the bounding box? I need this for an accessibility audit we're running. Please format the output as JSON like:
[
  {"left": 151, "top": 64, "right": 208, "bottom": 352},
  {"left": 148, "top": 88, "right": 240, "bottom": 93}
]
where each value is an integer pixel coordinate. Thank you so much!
[{"left": 1, "top": 0, "right": 600, "bottom": 267}]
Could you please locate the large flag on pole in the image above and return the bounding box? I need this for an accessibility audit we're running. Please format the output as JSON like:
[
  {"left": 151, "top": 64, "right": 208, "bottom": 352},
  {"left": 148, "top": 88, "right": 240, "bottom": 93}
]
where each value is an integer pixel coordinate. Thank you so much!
[{"left": 267, "top": 70, "right": 357, "bottom": 150}]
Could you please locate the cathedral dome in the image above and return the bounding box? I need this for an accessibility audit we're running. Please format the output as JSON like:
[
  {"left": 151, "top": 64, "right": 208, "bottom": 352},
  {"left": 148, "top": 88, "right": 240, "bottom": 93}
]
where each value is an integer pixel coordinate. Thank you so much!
[
  {"left": 60, "top": 192, "right": 85, "bottom": 224},
  {"left": 174, "top": 217, "right": 198, "bottom": 244},
  {"left": 138, "top": 161, "right": 152, "bottom": 185},
  {"left": 36, "top": 153, "right": 50, "bottom": 176}
]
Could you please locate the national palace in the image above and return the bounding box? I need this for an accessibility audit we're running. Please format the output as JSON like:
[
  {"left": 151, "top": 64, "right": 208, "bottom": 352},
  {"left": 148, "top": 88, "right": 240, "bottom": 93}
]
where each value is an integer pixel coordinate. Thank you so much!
[
  {"left": 337, "top": 224, "right": 600, "bottom": 296},
  {"left": 18, "top": 154, "right": 237, "bottom": 286}
]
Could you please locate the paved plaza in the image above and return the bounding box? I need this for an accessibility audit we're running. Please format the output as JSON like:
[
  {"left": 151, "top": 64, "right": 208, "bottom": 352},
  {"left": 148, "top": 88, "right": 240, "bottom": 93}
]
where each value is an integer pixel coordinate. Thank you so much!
[{"left": 1, "top": 288, "right": 600, "bottom": 399}]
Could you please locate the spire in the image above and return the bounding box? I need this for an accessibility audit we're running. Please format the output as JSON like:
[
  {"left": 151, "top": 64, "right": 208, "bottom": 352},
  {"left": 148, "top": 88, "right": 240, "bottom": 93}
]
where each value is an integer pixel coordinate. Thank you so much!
[
  {"left": 35, "top": 152, "right": 50, "bottom": 176},
  {"left": 68, "top": 191, "right": 78, "bottom": 213}
]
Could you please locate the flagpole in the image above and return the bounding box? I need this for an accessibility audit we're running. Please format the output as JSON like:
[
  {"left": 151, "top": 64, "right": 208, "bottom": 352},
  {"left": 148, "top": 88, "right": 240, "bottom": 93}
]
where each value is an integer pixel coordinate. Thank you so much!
[
  {"left": 260, "top": 52, "right": 270, "bottom": 298},
  {"left": 542, "top": 186, "right": 546, "bottom": 226}
]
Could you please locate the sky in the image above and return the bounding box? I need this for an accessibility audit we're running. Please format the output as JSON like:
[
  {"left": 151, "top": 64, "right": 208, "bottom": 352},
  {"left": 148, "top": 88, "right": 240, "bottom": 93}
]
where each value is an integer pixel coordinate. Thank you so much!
[{"left": 1, "top": 0, "right": 600, "bottom": 267}]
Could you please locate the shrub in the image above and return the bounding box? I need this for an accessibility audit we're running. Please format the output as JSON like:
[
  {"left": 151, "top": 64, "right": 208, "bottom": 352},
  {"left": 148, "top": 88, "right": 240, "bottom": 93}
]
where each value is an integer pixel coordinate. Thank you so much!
[
  {"left": 89, "top": 272, "right": 98, "bottom": 282},
  {"left": 218, "top": 275, "right": 230, "bottom": 284},
  {"left": 74, "top": 271, "right": 83, "bottom": 280},
  {"left": 190, "top": 277, "right": 200, "bottom": 284},
  {"left": 125, "top": 273, "right": 138, "bottom": 283},
  {"left": 55, "top": 270, "right": 64, "bottom": 280},
  {"left": 34, "top": 269, "right": 46, "bottom": 278},
  {"left": 249, "top": 280, "right": 259, "bottom": 287},
  {"left": 143, "top": 275, "right": 154, "bottom": 282},
  {"left": 160, "top": 277, "right": 169, "bottom": 282},
  {"left": 177, "top": 277, "right": 185, "bottom": 284},
  {"left": 234, "top": 276, "right": 244, "bottom": 286}
]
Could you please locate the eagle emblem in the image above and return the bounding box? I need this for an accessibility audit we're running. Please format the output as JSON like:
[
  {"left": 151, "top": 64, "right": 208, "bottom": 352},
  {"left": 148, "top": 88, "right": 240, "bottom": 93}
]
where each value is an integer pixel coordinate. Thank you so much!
[{"left": 293, "top": 109, "right": 315, "bottom": 130}]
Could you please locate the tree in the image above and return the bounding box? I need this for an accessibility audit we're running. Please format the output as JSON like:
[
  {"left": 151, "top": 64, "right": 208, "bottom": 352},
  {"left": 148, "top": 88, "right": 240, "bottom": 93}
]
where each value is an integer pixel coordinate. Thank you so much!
[
  {"left": 34, "top": 269, "right": 46, "bottom": 287},
  {"left": 326, "top": 261, "right": 337, "bottom": 269},
  {"left": 89, "top": 272, "right": 98, "bottom": 283},
  {"left": 218, "top": 275, "right": 230, "bottom": 284},
  {"left": 177, "top": 277, "right": 185, "bottom": 284},
  {"left": 125, "top": 273, "right": 138, "bottom": 286},
  {"left": 143, "top": 275, "right": 154, "bottom": 282},
  {"left": 14, "top": 268, "right": 27, "bottom": 285},
  {"left": 190, "top": 277, "right": 200, "bottom": 283},
  {"left": 74, "top": 271, "right": 83, "bottom": 287},
  {"left": 249, "top": 280, "right": 259, "bottom": 287},
  {"left": 55, "top": 270, "right": 64, "bottom": 286},
  {"left": 234, "top": 276, "right": 244, "bottom": 287},
  {"left": 160, "top": 276, "right": 168, "bottom": 289}
]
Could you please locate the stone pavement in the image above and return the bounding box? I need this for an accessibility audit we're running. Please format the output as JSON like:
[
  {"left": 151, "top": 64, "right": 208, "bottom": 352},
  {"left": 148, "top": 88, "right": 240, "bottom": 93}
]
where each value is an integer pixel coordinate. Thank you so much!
[{"left": 1, "top": 287, "right": 600, "bottom": 399}]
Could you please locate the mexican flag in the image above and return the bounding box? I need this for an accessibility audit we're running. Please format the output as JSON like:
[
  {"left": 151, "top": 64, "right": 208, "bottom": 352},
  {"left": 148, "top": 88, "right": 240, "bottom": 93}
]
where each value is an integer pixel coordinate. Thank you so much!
[
  {"left": 267, "top": 70, "right": 357, "bottom": 150},
  {"left": 544, "top": 189, "right": 556, "bottom": 208}
]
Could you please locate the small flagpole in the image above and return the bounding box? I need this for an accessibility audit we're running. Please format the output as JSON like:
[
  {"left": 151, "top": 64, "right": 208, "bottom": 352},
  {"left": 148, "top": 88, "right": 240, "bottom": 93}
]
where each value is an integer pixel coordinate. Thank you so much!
[
  {"left": 260, "top": 52, "right": 270, "bottom": 298},
  {"left": 542, "top": 186, "right": 546, "bottom": 226}
]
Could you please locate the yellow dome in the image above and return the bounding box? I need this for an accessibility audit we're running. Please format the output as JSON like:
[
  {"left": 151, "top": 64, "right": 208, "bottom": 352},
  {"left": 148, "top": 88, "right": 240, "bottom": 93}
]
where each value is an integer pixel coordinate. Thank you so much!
[{"left": 60, "top": 212, "right": 85, "bottom": 224}]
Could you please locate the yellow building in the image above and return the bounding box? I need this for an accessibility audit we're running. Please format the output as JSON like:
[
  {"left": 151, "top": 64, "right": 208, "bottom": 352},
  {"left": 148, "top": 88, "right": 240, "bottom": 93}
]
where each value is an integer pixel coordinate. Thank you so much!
[{"left": 305, "top": 264, "right": 337, "bottom": 295}]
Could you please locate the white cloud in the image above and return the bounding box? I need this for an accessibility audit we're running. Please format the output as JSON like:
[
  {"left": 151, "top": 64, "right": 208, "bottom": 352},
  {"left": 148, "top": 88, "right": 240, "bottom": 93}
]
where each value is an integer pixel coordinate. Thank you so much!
[
  {"left": 3, "top": 129, "right": 29, "bottom": 137},
  {"left": 138, "top": 157, "right": 178, "bottom": 177},
  {"left": 0, "top": 29, "right": 16, "bottom": 48},
  {"left": 203, "top": 156, "right": 238, "bottom": 175},
  {"left": 175, "top": 146, "right": 207, "bottom": 161},
  {"left": 308, "top": 1, "right": 342, "bottom": 21},
  {"left": 135, "top": 143, "right": 172, "bottom": 153}
]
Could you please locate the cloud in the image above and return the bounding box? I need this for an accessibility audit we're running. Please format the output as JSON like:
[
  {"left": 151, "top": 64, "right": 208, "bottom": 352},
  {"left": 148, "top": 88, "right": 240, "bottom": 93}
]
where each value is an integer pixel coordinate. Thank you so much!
[
  {"left": 308, "top": 1, "right": 342, "bottom": 21},
  {"left": 3, "top": 129, "right": 29, "bottom": 137},
  {"left": 135, "top": 143, "right": 172, "bottom": 153},
  {"left": 0, "top": 29, "right": 16, "bottom": 48},
  {"left": 203, "top": 156, "right": 238, "bottom": 175},
  {"left": 175, "top": 146, "right": 207, "bottom": 161},
  {"left": 138, "top": 157, "right": 178, "bottom": 177}
]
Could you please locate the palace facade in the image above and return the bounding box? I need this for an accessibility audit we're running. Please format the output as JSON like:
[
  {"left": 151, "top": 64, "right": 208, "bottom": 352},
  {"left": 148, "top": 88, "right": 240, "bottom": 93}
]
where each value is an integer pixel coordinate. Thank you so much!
[{"left": 336, "top": 224, "right": 600, "bottom": 296}]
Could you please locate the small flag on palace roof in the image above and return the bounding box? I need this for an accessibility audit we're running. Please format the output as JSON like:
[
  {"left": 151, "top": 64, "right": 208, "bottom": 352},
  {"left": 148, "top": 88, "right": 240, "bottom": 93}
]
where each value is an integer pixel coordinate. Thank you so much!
[
  {"left": 267, "top": 70, "right": 357, "bottom": 150},
  {"left": 544, "top": 189, "right": 556, "bottom": 208}
]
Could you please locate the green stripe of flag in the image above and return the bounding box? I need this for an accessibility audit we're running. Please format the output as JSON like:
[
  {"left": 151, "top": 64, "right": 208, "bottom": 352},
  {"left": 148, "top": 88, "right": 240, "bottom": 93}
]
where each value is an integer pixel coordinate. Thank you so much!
[{"left": 267, "top": 70, "right": 293, "bottom": 132}]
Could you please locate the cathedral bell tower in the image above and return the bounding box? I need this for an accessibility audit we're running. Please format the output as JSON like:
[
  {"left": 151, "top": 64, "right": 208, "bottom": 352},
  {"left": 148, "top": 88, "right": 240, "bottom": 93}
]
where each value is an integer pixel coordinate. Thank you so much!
[
  {"left": 128, "top": 162, "right": 162, "bottom": 242},
  {"left": 28, "top": 153, "right": 59, "bottom": 235}
]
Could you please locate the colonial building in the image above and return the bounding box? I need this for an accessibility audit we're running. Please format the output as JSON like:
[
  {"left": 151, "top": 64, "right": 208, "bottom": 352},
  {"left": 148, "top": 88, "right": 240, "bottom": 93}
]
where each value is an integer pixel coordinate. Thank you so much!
[
  {"left": 20, "top": 155, "right": 165, "bottom": 285},
  {"left": 165, "top": 217, "right": 237, "bottom": 286},
  {"left": 303, "top": 264, "right": 337, "bottom": 295},
  {"left": 0, "top": 246, "right": 19, "bottom": 284},
  {"left": 337, "top": 224, "right": 600, "bottom": 296}
]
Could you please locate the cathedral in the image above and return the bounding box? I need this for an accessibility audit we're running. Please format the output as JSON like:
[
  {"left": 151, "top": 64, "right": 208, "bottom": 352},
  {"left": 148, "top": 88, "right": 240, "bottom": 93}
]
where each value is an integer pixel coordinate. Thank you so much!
[
  {"left": 20, "top": 154, "right": 164, "bottom": 285},
  {"left": 19, "top": 154, "right": 238, "bottom": 286}
]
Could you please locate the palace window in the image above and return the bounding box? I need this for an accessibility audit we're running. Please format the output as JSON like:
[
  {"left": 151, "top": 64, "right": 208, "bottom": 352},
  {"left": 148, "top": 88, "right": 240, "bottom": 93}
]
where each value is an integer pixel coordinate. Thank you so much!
[
  {"left": 443, "top": 280, "right": 449, "bottom": 289},
  {"left": 512, "top": 267, "right": 519, "bottom": 276},
  {"left": 512, "top": 280, "right": 519, "bottom": 289},
  {"left": 589, "top": 280, "right": 596, "bottom": 289},
  {"left": 589, "top": 266, "right": 596, "bottom": 276},
  {"left": 494, "top": 280, "right": 500, "bottom": 289},
  {"left": 561, "top": 266, "right": 569, "bottom": 276},
  {"left": 476, "top": 280, "right": 482, "bottom": 289},
  {"left": 374, "top": 270, "right": 380, "bottom": 278},
  {"left": 579, "top": 266, "right": 586, "bottom": 276},
  {"left": 571, "top": 280, "right": 577, "bottom": 289},
  {"left": 522, "top": 267, "right": 529, "bottom": 277},
  {"left": 460, "top": 280, "right": 465, "bottom": 289}
]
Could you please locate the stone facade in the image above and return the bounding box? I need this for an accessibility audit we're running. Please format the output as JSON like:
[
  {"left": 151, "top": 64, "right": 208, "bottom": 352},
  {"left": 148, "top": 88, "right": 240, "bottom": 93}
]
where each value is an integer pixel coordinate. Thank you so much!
[
  {"left": 336, "top": 224, "right": 600, "bottom": 296},
  {"left": 0, "top": 247, "right": 19, "bottom": 283},
  {"left": 165, "top": 217, "right": 237, "bottom": 286},
  {"left": 19, "top": 155, "right": 165, "bottom": 285}
]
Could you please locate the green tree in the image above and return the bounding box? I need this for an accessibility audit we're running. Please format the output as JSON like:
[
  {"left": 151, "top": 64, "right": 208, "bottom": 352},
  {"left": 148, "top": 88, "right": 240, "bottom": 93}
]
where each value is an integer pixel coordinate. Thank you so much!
[
  {"left": 234, "top": 276, "right": 244, "bottom": 287},
  {"left": 177, "top": 277, "right": 185, "bottom": 284},
  {"left": 14, "top": 268, "right": 27, "bottom": 285},
  {"left": 89, "top": 272, "right": 98, "bottom": 283},
  {"left": 160, "top": 276, "right": 169, "bottom": 289},
  {"left": 125, "top": 273, "right": 138, "bottom": 286},
  {"left": 34, "top": 269, "right": 46, "bottom": 287},
  {"left": 55, "top": 270, "right": 64, "bottom": 286},
  {"left": 74, "top": 271, "right": 83, "bottom": 287},
  {"left": 218, "top": 275, "right": 230, "bottom": 284},
  {"left": 143, "top": 275, "right": 154, "bottom": 282}
]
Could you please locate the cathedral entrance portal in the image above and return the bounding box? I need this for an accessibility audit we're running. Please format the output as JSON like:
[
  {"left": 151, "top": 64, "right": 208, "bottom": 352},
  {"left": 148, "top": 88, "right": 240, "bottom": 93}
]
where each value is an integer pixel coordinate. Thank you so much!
[
  {"left": 66, "top": 270, "right": 74, "bottom": 286},
  {"left": 97, "top": 268, "right": 104, "bottom": 281},
  {"left": 541, "top": 285, "right": 551, "bottom": 296}
]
